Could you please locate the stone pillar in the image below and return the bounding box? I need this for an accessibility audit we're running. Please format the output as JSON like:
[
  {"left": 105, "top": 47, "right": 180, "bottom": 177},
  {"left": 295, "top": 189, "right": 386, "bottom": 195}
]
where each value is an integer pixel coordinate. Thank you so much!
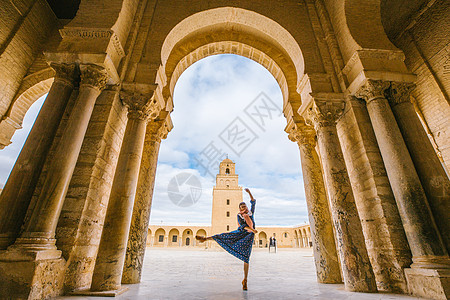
[
  {"left": 122, "top": 112, "right": 171, "bottom": 284},
  {"left": 386, "top": 82, "right": 450, "bottom": 253},
  {"left": 336, "top": 96, "right": 412, "bottom": 293},
  {"left": 306, "top": 97, "right": 377, "bottom": 292},
  {"left": 0, "top": 65, "right": 108, "bottom": 300},
  {"left": 90, "top": 89, "right": 160, "bottom": 292},
  {"left": 0, "top": 63, "right": 77, "bottom": 249},
  {"left": 15, "top": 65, "right": 107, "bottom": 248},
  {"left": 356, "top": 79, "right": 450, "bottom": 300},
  {"left": 287, "top": 122, "right": 342, "bottom": 284}
]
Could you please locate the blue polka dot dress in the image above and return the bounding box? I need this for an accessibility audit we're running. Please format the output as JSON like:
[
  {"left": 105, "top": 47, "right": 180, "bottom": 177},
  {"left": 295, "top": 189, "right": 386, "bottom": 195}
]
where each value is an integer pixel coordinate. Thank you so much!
[{"left": 212, "top": 199, "right": 256, "bottom": 263}]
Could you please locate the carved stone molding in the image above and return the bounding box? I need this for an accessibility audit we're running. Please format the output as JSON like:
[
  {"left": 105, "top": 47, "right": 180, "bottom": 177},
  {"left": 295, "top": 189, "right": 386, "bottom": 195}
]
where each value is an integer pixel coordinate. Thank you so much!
[
  {"left": 59, "top": 28, "right": 125, "bottom": 58},
  {"left": 50, "top": 63, "right": 77, "bottom": 86},
  {"left": 307, "top": 100, "right": 345, "bottom": 129},
  {"left": 79, "top": 65, "right": 108, "bottom": 91},
  {"left": 385, "top": 82, "right": 416, "bottom": 106},
  {"left": 355, "top": 79, "right": 390, "bottom": 103}
]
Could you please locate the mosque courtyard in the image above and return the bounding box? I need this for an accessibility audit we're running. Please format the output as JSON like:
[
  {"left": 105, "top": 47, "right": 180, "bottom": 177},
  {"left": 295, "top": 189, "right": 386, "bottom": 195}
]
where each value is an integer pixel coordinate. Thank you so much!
[{"left": 59, "top": 248, "right": 421, "bottom": 300}]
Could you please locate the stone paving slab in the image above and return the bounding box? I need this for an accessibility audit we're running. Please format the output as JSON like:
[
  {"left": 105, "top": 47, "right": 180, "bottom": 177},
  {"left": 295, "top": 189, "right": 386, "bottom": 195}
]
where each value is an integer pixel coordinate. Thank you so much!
[{"left": 59, "top": 248, "right": 423, "bottom": 300}]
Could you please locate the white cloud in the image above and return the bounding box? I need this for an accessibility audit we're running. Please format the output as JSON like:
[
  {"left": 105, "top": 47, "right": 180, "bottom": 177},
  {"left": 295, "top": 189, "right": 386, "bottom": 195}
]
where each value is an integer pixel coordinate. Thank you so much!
[{"left": 150, "top": 54, "right": 308, "bottom": 226}]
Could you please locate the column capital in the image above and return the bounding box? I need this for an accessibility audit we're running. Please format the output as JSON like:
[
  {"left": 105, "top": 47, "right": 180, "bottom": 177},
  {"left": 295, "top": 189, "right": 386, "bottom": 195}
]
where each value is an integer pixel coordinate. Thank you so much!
[
  {"left": 50, "top": 63, "right": 78, "bottom": 87},
  {"left": 287, "top": 122, "right": 316, "bottom": 147},
  {"left": 79, "top": 64, "right": 108, "bottom": 91},
  {"left": 146, "top": 113, "right": 173, "bottom": 142},
  {"left": 385, "top": 82, "right": 416, "bottom": 106},
  {"left": 307, "top": 97, "right": 345, "bottom": 130},
  {"left": 120, "top": 84, "right": 162, "bottom": 122},
  {"left": 354, "top": 79, "right": 390, "bottom": 103}
]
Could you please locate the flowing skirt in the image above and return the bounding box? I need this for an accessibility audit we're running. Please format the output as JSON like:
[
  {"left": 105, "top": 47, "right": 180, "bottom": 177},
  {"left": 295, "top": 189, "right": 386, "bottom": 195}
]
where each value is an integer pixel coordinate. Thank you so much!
[{"left": 212, "top": 229, "right": 255, "bottom": 263}]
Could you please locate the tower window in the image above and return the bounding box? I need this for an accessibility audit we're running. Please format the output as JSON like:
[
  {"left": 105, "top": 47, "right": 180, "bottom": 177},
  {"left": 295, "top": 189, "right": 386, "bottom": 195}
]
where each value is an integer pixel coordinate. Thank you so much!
[
  {"left": 226, "top": 211, "right": 230, "bottom": 217},
  {"left": 227, "top": 225, "right": 230, "bottom": 231},
  {"left": 172, "top": 235, "right": 177, "bottom": 242},
  {"left": 227, "top": 199, "right": 230, "bottom": 205},
  {"left": 187, "top": 231, "right": 190, "bottom": 234},
  {"left": 226, "top": 168, "right": 230, "bottom": 174},
  {"left": 285, "top": 233, "right": 288, "bottom": 238},
  {"left": 159, "top": 235, "right": 164, "bottom": 242}
]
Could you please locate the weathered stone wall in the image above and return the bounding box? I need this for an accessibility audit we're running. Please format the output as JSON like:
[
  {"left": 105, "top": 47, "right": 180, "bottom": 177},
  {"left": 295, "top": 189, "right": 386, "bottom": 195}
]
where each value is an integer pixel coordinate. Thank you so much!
[
  {"left": 389, "top": 0, "right": 450, "bottom": 172},
  {"left": 0, "top": 0, "right": 57, "bottom": 148}
]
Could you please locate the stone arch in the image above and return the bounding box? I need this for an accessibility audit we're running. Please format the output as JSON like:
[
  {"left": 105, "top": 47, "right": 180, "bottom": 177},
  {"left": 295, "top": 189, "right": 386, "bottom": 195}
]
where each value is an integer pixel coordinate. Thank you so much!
[
  {"left": 344, "top": 0, "right": 398, "bottom": 53},
  {"left": 258, "top": 231, "right": 267, "bottom": 248},
  {"left": 324, "top": 0, "right": 399, "bottom": 63},
  {"left": 158, "top": 6, "right": 313, "bottom": 115},
  {"left": 168, "top": 228, "right": 180, "bottom": 246},
  {"left": 195, "top": 228, "right": 207, "bottom": 237},
  {"left": 182, "top": 228, "right": 193, "bottom": 246},
  {"left": 0, "top": 69, "right": 54, "bottom": 148},
  {"left": 154, "top": 228, "right": 166, "bottom": 246},
  {"left": 167, "top": 42, "right": 290, "bottom": 105},
  {"left": 294, "top": 230, "right": 299, "bottom": 248},
  {"left": 195, "top": 229, "right": 207, "bottom": 247},
  {"left": 161, "top": 7, "right": 305, "bottom": 77}
]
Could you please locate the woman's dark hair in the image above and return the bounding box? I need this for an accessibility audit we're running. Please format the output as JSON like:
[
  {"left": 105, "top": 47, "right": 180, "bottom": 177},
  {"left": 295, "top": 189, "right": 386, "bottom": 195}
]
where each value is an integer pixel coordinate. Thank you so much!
[{"left": 239, "top": 201, "right": 246, "bottom": 207}]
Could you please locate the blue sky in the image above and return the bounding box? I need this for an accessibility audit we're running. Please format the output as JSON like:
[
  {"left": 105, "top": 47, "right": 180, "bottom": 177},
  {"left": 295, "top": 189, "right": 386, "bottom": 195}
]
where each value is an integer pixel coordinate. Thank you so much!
[{"left": 0, "top": 54, "right": 308, "bottom": 227}]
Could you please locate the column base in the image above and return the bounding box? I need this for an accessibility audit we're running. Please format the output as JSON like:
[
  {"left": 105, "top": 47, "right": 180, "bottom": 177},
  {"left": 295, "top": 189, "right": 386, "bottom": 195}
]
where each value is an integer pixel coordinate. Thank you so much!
[
  {"left": 405, "top": 267, "right": 450, "bottom": 300},
  {"left": 0, "top": 233, "right": 15, "bottom": 250},
  {"left": 0, "top": 248, "right": 65, "bottom": 300},
  {"left": 70, "top": 286, "right": 129, "bottom": 297}
]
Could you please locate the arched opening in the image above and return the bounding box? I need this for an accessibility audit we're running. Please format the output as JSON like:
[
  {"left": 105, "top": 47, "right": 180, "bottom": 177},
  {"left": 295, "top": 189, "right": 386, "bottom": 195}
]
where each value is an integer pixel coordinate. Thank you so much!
[
  {"left": 258, "top": 231, "right": 267, "bottom": 248},
  {"left": 168, "top": 228, "right": 180, "bottom": 246},
  {"left": 0, "top": 94, "right": 46, "bottom": 185},
  {"left": 182, "top": 229, "right": 193, "bottom": 247},
  {"left": 154, "top": 228, "right": 166, "bottom": 247}
]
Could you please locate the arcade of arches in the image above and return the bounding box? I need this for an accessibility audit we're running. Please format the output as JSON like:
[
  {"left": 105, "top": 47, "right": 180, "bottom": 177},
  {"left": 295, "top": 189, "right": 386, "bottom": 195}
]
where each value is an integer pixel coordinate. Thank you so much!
[
  {"left": 146, "top": 159, "right": 312, "bottom": 250},
  {"left": 0, "top": 0, "right": 448, "bottom": 299}
]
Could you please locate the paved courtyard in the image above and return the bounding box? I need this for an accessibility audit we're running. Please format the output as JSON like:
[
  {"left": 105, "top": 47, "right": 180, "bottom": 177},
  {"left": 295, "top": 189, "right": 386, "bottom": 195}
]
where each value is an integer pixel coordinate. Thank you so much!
[{"left": 60, "top": 248, "right": 422, "bottom": 300}]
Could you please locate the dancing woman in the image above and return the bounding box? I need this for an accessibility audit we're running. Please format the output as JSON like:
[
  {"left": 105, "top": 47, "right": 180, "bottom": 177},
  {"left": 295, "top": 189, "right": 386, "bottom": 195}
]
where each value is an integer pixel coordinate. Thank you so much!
[{"left": 196, "top": 188, "right": 257, "bottom": 290}]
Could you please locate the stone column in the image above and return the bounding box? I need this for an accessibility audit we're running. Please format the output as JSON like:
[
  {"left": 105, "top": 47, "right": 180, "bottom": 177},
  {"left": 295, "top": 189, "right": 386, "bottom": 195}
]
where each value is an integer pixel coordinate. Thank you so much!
[
  {"left": 287, "top": 122, "right": 342, "bottom": 284},
  {"left": 306, "top": 97, "right": 377, "bottom": 292},
  {"left": 386, "top": 82, "right": 450, "bottom": 253},
  {"left": 336, "top": 96, "right": 412, "bottom": 293},
  {"left": 122, "top": 112, "right": 171, "bottom": 284},
  {"left": 0, "top": 65, "right": 108, "bottom": 300},
  {"left": 0, "top": 63, "right": 77, "bottom": 249},
  {"left": 356, "top": 79, "right": 449, "bottom": 299},
  {"left": 90, "top": 89, "right": 160, "bottom": 292},
  {"left": 14, "top": 65, "right": 107, "bottom": 249}
]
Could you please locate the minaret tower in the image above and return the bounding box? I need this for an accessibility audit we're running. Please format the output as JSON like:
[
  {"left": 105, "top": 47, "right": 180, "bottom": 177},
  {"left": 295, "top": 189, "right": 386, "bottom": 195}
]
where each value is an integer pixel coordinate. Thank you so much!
[{"left": 211, "top": 158, "right": 243, "bottom": 235}]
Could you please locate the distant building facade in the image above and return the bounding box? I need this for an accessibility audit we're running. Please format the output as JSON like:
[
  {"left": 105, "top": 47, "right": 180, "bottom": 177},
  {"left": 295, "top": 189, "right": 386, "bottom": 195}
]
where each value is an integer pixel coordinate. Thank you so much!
[{"left": 147, "top": 159, "right": 311, "bottom": 248}]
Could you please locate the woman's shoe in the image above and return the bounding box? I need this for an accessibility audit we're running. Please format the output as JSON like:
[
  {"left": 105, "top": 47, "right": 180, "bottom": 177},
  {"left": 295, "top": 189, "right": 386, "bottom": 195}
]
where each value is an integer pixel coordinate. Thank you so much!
[{"left": 242, "top": 279, "right": 248, "bottom": 290}]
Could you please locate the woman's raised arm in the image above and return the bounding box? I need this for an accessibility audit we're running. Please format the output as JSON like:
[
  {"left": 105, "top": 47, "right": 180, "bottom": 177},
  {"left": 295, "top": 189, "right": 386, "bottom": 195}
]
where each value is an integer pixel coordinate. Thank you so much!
[{"left": 244, "top": 188, "right": 254, "bottom": 200}]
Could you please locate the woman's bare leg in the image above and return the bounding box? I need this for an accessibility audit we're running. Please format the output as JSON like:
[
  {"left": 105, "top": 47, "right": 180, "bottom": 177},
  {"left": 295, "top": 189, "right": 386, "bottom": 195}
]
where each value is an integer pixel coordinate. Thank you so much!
[
  {"left": 242, "top": 262, "right": 249, "bottom": 290},
  {"left": 244, "top": 262, "right": 249, "bottom": 280},
  {"left": 195, "top": 235, "right": 213, "bottom": 242}
]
